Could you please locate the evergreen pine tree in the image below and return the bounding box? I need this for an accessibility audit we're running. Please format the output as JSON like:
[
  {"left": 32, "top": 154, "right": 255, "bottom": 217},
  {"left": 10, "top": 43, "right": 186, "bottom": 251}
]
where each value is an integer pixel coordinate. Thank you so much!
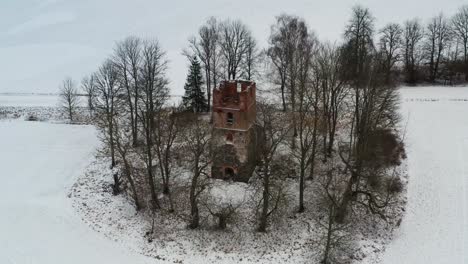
[{"left": 182, "top": 56, "right": 207, "bottom": 112}]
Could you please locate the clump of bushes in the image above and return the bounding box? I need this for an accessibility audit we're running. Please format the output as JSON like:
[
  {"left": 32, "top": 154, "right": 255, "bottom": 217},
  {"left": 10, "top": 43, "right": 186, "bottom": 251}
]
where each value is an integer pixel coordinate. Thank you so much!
[
  {"left": 26, "top": 114, "right": 38, "bottom": 121},
  {"left": 386, "top": 177, "right": 404, "bottom": 193},
  {"left": 364, "top": 129, "right": 406, "bottom": 167}
]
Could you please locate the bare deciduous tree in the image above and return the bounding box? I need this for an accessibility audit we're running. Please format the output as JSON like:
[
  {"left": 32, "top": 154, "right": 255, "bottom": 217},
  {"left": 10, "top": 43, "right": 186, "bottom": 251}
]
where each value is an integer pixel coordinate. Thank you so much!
[
  {"left": 267, "top": 45, "right": 288, "bottom": 112},
  {"left": 154, "top": 108, "right": 182, "bottom": 212},
  {"left": 202, "top": 189, "right": 246, "bottom": 230},
  {"left": 114, "top": 116, "right": 142, "bottom": 211},
  {"left": 59, "top": 77, "right": 79, "bottom": 122},
  {"left": 424, "top": 13, "right": 451, "bottom": 82},
  {"left": 294, "top": 34, "right": 319, "bottom": 213},
  {"left": 94, "top": 59, "right": 123, "bottom": 193},
  {"left": 269, "top": 15, "right": 317, "bottom": 148},
  {"left": 403, "top": 19, "right": 424, "bottom": 84},
  {"left": 314, "top": 43, "right": 348, "bottom": 158},
  {"left": 81, "top": 75, "right": 97, "bottom": 118},
  {"left": 335, "top": 6, "right": 403, "bottom": 223},
  {"left": 241, "top": 34, "right": 259, "bottom": 80},
  {"left": 138, "top": 39, "right": 169, "bottom": 211},
  {"left": 267, "top": 20, "right": 288, "bottom": 111},
  {"left": 113, "top": 37, "right": 142, "bottom": 146},
  {"left": 255, "top": 101, "right": 291, "bottom": 232},
  {"left": 452, "top": 5, "right": 468, "bottom": 81},
  {"left": 187, "top": 17, "right": 220, "bottom": 111},
  {"left": 335, "top": 60, "right": 401, "bottom": 222},
  {"left": 219, "top": 19, "right": 254, "bottom": 80},
  {"left": 342, "top": 5, "right": 375, "bottom": 83},
  {"left": 379, "top": 23, "right": 403, "bottom": 82},
  {"left": 182, "top": 114, "right": 212, "bottom": 229},
  {"left": 315, "top": 163, "right": 351, "bottom": 264}
]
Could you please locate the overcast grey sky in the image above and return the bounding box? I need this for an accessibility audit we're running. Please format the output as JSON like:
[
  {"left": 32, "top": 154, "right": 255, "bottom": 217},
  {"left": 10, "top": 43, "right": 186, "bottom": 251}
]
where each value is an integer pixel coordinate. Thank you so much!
[{"left": 0, "top": 0, "right": 465, "bottom": 95}]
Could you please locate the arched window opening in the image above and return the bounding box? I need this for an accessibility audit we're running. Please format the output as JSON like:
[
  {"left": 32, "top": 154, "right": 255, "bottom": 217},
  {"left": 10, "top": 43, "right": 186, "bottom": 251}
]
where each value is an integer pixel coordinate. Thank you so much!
[
  {"left": 224, "top": 167, "right": 235, "bottom": 179},
  {"left": 227, "top": 112, "right": 234, "bottom": 125}
]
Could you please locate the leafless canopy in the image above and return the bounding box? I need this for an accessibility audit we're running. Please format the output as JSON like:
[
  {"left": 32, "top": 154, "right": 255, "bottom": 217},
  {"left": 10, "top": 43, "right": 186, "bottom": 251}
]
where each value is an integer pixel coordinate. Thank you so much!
[
  {"left": 424, "top": 14, "right": 451, "bottom": 82},
  {"left": 403, "top": 19, "right": 424, "bottom": 84},
  {"left": 379, "top": 23, "right": 403, "bottom": 81},
  {"left": 452, "top": 5, "right": 468, "bottom": 80},
  {"left": 59, "top": 77, "right": 79, "bottom": 122},
  {"left": 187, "top": 17, "right": 220, "bottom": 111},
  {"left": 81, "top": 75, "right": 97, "bottom": 117}
]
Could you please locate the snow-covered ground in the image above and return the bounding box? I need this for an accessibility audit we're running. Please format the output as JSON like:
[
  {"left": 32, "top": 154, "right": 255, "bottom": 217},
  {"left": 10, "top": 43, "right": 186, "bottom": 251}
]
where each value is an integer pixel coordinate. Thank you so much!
[
  {"left": 382, "top": 86, "right": 468, "bottom": 264},
  {"left": 0, "top": 93, "right": 63, "bottom": 107},
  {"left": 1, "top": 86, "right": 467, "bottom": 264},
  {"left": 0, "top": 93, "right": 182, "bottom": 108},
  {"left": 0, "top": 120, "right": 151, "bottom": 264}
]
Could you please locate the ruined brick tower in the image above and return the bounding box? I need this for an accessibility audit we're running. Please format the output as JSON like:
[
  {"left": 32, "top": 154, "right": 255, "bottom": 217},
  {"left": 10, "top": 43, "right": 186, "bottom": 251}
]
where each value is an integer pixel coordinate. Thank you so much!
[{"left": 211, "top": 80, "right": 257, "bottom": 183}]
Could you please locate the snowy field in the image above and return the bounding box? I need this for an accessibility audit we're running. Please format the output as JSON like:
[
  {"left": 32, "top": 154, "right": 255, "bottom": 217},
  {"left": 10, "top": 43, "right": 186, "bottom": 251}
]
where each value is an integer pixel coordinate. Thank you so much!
[
  {"left": 0, "top": 86, "right": 467, "bottom": 263},
  {"left": 0, "top": 93, "right": 182, "bottom": 108},
  {"left": 382, "top": 86, "right": 468, "bottom": 264},
  {"left": 0, "top": 120, "right": 151, "bottom": 264},
  {"left": 0, "top": 93, "right": 64, "bottom": 107}
]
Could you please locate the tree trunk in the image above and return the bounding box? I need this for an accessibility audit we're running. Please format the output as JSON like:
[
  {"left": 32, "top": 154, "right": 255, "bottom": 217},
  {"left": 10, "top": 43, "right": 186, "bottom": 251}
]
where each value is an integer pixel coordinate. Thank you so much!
[
  {"left": 258, "top": 164, "right": 270, "bottom": 232},
  {"left": 189, "top": 166, "right": 200, "bottom": 229},
  {"left": 335, "top": 157, "right": 361, "bottom": 223},
  {"left": 298, "top": 160, "right": 305, "bottom": 213},
  {"left": 218, "top": 214, "right": 227, "bottom": 229},
  {"left": 309, "top": 117, "right": 319, "bottom": 179},
  {"left": 163, "top": 151, "right": 171, "bottom": 195},
  {"left": 206, "top": 68, "right": 211, "bottom": 111},
  {"left": 109, "top": 122, "right": 116, "bottom": 170},
  {"left": 128, "top": 100, "right": 136, "bottom": 146},
  {"left": 147, "top": 163, "right": 159, "bottom": 211},
  {"left": 123, "top": 159, "right": 141, "bottom": 211},
  {"left": 108, "top": 93, "right": 117, "bottom": 194},
  {"left": 464, "top": 43, "right": 468, "bottom": 81},
  {"left": 327, "top": 114, "right": 337, "bottom": 157},
  {"left": 124, "top": 74, "right": 136, "bottom": 146},
  {"left": 68, "top": 103, "right": 73, "bottom": 122},
  {"left": 335, "top": 180, "right": 353, "bottom": 223},
  {"left": 322, "top": 133, "right": 327, "bottom": 161},
  {"left": 112, "top": 173, "right": 120, "bottom": 195},
  {"left": 133, "top": 88, "right": 139, "bottom": 146},
  {"left": 146, "top": 126, "right": 159, "bottom": 210},
  {"left": 280, "top": 82, "right": 287, "bottom": 112},
  {"left": 163, "top": 182, "right": 170, "bottom": 195},
  {"left": 429, "top": 41, "right": 435, "bottom": 83},
  {"left": 322, "top": 203, "right": 334, "bottom": 264},
  {"left": 189, "top": 204, "right": 199, "bottom": 229}
]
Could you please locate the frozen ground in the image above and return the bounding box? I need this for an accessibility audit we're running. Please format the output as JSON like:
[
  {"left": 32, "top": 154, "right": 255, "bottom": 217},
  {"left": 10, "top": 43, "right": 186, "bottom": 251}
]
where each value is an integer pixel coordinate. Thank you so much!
[
  {"left": 0, "top": 120, "right": 151, "bottom": 264},
  {"left": 382, "top": 86, "right": 468, "bottom": 264}
]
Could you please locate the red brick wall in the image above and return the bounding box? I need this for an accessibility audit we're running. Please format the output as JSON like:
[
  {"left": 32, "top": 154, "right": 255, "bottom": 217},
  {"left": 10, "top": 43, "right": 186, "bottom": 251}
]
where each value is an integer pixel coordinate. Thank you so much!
[{"left": 212, "top": 80, "right": 256, "bottom": 131}]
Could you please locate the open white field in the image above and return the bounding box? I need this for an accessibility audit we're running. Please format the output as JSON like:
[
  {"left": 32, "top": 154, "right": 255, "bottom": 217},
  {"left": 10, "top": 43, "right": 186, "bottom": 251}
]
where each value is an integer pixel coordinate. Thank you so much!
[
  {"left": 0, "top": 93, "right": 181, "bottom": 108},
  {"left": 0, "top": 120, "right": 151, "bottom": 264},
  {"left": 0, "top": 94, "right": 63, "bottom": 107},
  {"left": 382, "top": 86, "right": 468, "bottom": 264}
]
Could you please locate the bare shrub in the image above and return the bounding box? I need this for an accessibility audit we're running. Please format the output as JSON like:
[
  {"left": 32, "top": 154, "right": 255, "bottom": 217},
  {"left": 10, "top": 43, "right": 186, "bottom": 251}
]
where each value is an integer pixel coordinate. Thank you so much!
[{"left": 386, "top": 176, "right": 404, "bottom": 194}]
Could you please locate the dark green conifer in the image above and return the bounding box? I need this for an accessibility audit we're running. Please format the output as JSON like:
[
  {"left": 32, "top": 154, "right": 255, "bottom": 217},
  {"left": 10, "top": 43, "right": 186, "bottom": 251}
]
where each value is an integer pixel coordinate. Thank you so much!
[{"left": 182, "top": 56, "right": 207, "bottom": 112}]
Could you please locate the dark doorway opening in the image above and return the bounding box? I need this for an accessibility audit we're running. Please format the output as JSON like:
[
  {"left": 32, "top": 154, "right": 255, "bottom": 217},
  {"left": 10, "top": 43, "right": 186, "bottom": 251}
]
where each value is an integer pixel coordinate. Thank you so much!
[{"left": 224, "top": 167, "right": 235, "bottom": 179}]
